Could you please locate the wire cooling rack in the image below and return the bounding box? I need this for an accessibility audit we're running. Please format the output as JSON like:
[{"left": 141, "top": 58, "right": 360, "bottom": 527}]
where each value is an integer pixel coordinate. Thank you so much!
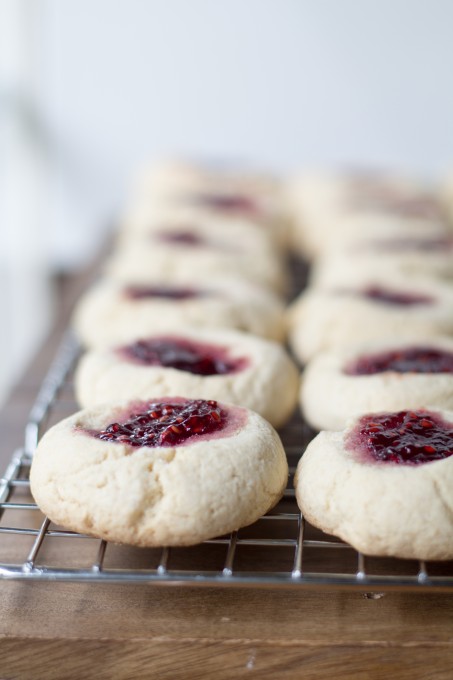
[{"left": 1, "top": 332, "right": 453, "bottom": 591}]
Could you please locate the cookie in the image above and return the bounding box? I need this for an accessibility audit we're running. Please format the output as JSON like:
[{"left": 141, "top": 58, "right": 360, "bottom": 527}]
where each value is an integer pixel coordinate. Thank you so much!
[
  {"left": 301, "top": 337, "right": 453, "bottom": 431},
  {"left": 287, "top": 170, "right": 440, "bottom": 258},
  {"left": 73, "top": 278, "right": 286, "bottom": 347},
  {"left": 310, "top": 233, "right": 453, "bottom": 288},
  {"left": 75, "top": 328, "right": 299, "bottom": 427},
  {"left": 126, "top": 161, "right": 289, "bottom": 248},
  {"left": 288, "top": 276, "right": 453, "bottom": 364},
  {"left": 30, "top": 397, "right": 288, "bottom": 546},
  {"left": 124, "top": 200, "right": 289, "bottom": 251},
  {"left": 440, "top": 173, "right": 453, "bottom": 224},
  {"left": 104, "top": 230, "right": 287, "bottom": 294},
  {"left": 295, "top": 408, "right": 453, "bottom": 560},
  {"left": 119, "top": 202, "right": 287, "bottom": 251},
  {"left": 132, "top": 157, "right": 282, "bottom": 203},
  {"left": 311, "top": 213, "right": 451, "bottom": 264},
  {"left": 117, "top": 209, "right": 278, "bottom": 254}
]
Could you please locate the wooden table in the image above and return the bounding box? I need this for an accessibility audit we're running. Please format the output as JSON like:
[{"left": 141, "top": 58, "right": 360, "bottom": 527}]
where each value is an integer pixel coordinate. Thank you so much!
[{"left": 1, "top": 272, "right": 453, "bottom": 680}]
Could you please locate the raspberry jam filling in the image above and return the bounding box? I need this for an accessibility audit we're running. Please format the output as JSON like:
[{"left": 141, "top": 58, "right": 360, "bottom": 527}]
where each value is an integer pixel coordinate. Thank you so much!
[
  {"left": 156, "top": 230, "right": 205, "bottom": 247},
  {"left": 119, "top": 337, "right": 248, "bottom": 376},
  {"left": 192, "top": 193, "right": 259, "bottom": 216},
  {"left": 124, "top": 286, "right": 204, "bottom": 301},
  {"left": 359, "top": 286, "right": 433, "bottom": 306},
  {"left": 345, "top": 346, "right": 453, "bottom": 376},
  {"left": 94, "top": 399, "right": 227, "bottom": 447},
  {"left": 346, "top": 410, "right": 453, "bottom": 465}
]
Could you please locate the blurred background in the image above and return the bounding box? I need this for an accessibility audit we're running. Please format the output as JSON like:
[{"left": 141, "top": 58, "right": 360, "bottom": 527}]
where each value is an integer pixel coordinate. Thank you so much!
[{"left": 1, "top": 0, "right": 453, "bottom": 403}]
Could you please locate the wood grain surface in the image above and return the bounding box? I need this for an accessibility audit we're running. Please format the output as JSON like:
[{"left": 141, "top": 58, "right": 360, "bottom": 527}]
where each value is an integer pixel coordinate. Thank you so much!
[
  {"left": 2, "top": 584, "right": 453, "bottom": 679},
  {"left": 2, "top": 268, "right": 453, "bottom": 679}
]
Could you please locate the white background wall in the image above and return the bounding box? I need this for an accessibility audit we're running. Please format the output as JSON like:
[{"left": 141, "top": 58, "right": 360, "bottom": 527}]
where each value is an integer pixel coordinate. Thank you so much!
[
  {"left": 38, "top": 0, "right": 453, "bottom": 266},
  {"left": 1, "top": 0, "right": 453, "bottom": 401}
]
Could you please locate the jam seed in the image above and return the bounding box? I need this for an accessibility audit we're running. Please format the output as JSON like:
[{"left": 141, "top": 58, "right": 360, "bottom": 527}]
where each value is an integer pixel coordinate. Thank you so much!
[
  {"left": 351, "top": 410, "right": 453, "bottom": 465},
  {"left": 93, "top": 399, "right": 226, "bottom": 448}
]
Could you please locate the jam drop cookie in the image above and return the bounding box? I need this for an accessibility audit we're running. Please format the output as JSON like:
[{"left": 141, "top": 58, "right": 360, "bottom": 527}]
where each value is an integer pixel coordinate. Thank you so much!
[
  {"left": 132, "top": 157, "right": 282, "bottom": 205},
  {"left": 75, "top": 328, "right": 299, "bottom": 427},
  {"left": 127, "top": 160, "right": 289, "bottom": 248},
  {"left": 30, "top": 398, "right": 288, "bottom": 546},
  {"left": 105, "top": 229, "right": 287, "bottom": 294},
  {"left": 73, "top": 278, "right": 286, "bottom": 347},
  {"left": 122, "top": 199, "right": 289, "bottom": 250},
  {"left": 295, "top": 409, "right": 453, "bottom": 560},
  {"left": 308, "top": 211, "right": 450, "bottom": 261},
  {"left": 440, "top": 172, "right": 453, "bottom": 224},
  {"left": 301, "top": 337, "right": 453, "bottom": 431},
  {"left": 288, "top": 277, "right": 453, "bottom": 364},
  {"left": 286, "top": 170, "right": 429, "bottom": 258},
  {"left": 117, "top": 211, "right": 278, "bottom": 256},
  {"left": 310, "top": 234, "right": 453, "bottom": 288}
]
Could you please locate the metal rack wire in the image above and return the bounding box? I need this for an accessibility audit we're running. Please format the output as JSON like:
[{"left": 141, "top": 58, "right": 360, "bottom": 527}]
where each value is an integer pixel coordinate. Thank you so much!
[{"left": 1, "top": 331, "right": 453, "bottom": 591}]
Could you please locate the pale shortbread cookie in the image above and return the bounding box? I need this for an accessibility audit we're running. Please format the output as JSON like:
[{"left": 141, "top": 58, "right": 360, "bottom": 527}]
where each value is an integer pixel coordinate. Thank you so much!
[
  {"left": 30, "top": 399, "right": 288, "bottom": 546},
  {"left": 301, "top": 337, "right": 453, "bottom": 431},
  {"left": 317, "top": 213, "right": 451, "bottom": 256},
  {"left": 286, "top": 170, "right": 440, "bottom": 258},
  {"left": 295, "top": 409, "right": 453, "bottom": 560},
  {"left": 310, "top": 237, "right": 453, "bottom": 288},
  {"left": 117, "top": 210, "right": 278, "bottom": 254},
  {"left": 104, "top": 233, "right": 287, "bottom": 294},
  {"left": 125, "top": 160, "right": 289, "bottom": 249},
  {"left": 131, "top": 157, "right": 282, "bottom": 203},
  {"left": 439, "top": 173, "right": 453, "bottom": 225},
  {"left": 288, "top": 276, "right": 453, "bottom": 364},
  {"left": 122, "top": 200, "right": 289, "bottom": 250},
  {"left": 73, "top": 278, "right": 286, "bottom": 348},
  {"left": 75, "top": 328, "right": 299, "bottom": 427}
]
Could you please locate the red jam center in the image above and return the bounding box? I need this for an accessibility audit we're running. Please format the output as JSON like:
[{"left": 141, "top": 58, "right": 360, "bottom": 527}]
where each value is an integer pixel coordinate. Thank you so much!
[
  {"left": 95, "top": 399, "right": 227, "bottom": 447},
  {"left": 156, "top": 230, "right": 205, "bottom": 247},
  {"left": 347, "top": 410, "right": 453, "bottom": 465},
  {"left": 360, "top": 286, "right": 433, "bottom": 306},
  {"left": 192, "top": 193, "right": 259, "bottom": 216},
  {"left": 124, "top": 286, "right": 204, "bottom": 300},
  {"left": 119, "top": 337, "right": 247, "bottom": 376},
  {"left": 345, "top": 346, "right": 453, "bottom": 376}
]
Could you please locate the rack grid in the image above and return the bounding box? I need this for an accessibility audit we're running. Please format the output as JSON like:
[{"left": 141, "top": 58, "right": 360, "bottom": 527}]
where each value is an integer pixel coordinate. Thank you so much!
[{"left": 1, "top": 332, "right": 453, "bottom": 592}]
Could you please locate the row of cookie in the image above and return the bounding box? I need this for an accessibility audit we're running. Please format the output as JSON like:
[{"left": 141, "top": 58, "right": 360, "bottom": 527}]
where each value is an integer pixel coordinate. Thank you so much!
[
  {"left": 31, "top": 164, "right": 453, "bottom": 558},
  {"left": 30, "top": 357, "right": 453, "bottom": 559},
  {"left": 288, "top": 171, "right": 453, "bottom": 561},
  {"left": 74, "top": 159, "right": 293, "bottom": 347},
  {"left": 286, "top": 169, "right": 453, "bottom": 363},
  {"left": 287, "top": 172, "right": 453, "bottom": 343},
  {"left": 72, "top": 160, "right": 300, "bottom": 429},
  {"left": 106, "top": 158, "right": 290, "bottom": 294},
  {"left": 286, "top": 170, "right": 453, "bottom": 413},
  {"left": 287, "top": 169, "right": 452, "bottom": 262},
  {"left": 30, "top": 160, "right": 296, "bottom": 548}
]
